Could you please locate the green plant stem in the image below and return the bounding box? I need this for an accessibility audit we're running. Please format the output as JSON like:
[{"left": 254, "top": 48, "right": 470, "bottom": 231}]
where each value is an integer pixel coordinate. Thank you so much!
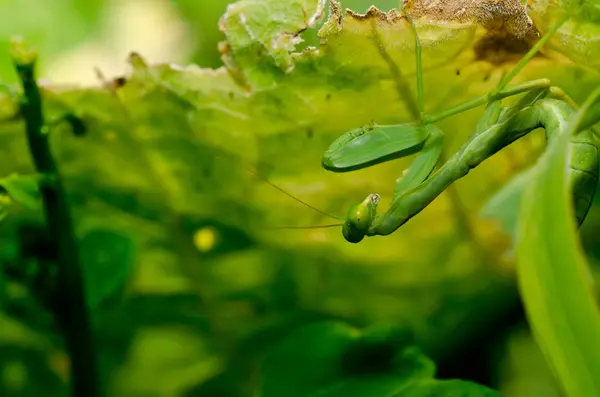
[{"left": 11, "top": 40, "right": 100, "bottom": 397}]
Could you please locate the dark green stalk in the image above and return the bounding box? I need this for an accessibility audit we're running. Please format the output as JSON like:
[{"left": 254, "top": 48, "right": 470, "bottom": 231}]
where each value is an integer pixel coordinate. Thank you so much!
[{"left": 10, "top": 39, "right": 100, "bottom": 397}]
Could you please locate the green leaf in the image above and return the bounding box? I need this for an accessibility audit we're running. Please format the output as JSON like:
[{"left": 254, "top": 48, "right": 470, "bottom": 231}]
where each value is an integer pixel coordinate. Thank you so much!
[
  {"left": 258, "top": 321, "right": 502, "bottom": 397},
  {"left": 479, "top": 167, "right": 536, "bottom": 240},
  {"left": 307, "top": 377, "right": 426, "bottom": 397},
  {"left": 258, "top": 321, "right": 360, "bottom": 397},
  {"left": 398, "top": 379, "right": 503, "bottom": 397},
  {"left": 80, "top": 228, "right": 136, "bottom": 310},
  {"left": 0, "top": 173, "right": 41, "bottom": 210},
  {"left": 516, "top": 123, "right": 600, "bottom": 394},
  {"left": 311, "top": 379, "right": 502, "bottom": 397}
]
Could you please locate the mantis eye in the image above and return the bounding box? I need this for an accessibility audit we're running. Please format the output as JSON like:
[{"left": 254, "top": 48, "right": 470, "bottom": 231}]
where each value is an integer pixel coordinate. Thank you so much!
[{"left": 343, "top": 222, "right": 364, "bottom": 243}]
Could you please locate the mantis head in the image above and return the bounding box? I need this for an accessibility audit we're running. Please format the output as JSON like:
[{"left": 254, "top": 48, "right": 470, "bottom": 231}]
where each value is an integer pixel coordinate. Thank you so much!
[{"left": 342, "top": 193, "right": 380, "bottom": 243}]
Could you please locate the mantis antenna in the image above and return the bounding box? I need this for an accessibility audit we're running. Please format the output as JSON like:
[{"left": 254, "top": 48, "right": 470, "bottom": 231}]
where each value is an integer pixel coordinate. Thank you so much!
[
  {"left": 269, "top": 224, "right": 345, "bottom": 230},
  {"left": 213, "top": 152, "right": 346, "bottom": 231},
  {"left": 245, "top": 168, "right": 344, "bottom": 222},
  {"left": 243, "top": 165, "right": 347, "bottom": 231}
]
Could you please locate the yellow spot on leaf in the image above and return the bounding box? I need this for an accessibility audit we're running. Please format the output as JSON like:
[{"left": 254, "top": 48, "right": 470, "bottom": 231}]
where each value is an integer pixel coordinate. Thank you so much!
[{"left": 193, "top": 227, "right": 218, "bottom": 252}]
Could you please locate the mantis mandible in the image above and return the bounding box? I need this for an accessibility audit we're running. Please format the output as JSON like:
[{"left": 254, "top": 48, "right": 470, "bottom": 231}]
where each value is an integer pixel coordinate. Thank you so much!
[{"left": 318, "top": 3, "right": 599, "bottom": 243}]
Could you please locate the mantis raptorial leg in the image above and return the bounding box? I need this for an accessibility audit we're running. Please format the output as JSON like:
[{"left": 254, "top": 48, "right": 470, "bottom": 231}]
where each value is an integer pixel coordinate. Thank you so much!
[{"left": 323, "top": 7, "right": 599, "bottom": 243}]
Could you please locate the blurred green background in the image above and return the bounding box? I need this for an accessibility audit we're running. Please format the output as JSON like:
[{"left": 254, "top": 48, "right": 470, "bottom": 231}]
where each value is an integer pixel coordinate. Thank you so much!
[{"left": 1, "top": 0, "right": 599, "bottom": 396}]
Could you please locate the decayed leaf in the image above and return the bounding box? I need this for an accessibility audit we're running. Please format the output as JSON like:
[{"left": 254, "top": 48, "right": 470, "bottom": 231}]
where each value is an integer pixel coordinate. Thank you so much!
[
  {"left": 405, "top": 0, "right": 539, "bottom": 39},
  {"left": 219, "top": 0, "right": 327, "bottom": 82}
]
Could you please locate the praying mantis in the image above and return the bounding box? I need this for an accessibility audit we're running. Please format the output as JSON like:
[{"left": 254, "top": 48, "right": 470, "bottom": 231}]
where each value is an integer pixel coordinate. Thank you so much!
[{"left": 312, "top": 2, "right": 600, "bottom": 243}]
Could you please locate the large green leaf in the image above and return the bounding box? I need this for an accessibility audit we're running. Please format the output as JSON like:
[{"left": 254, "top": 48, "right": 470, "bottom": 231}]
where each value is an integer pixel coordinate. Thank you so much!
[{"left": 516, "top": 112, "right": 600, "bottom": 395}]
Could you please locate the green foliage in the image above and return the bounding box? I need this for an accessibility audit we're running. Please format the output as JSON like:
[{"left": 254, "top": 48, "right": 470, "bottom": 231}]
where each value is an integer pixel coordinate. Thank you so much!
[
  {"left": 259, "top": 321, "right": 361, "bottom": 397},
  {"left": 516, "top": 99, "right": 600, "bottom": 397},
  {"left": 479, "top": 168, "right": 533, "bottom": 240},
  {"left": 0, "top": 195, "right": 10, "bottom": 221},
  {"left": 1, "top": 0, "right": 600, "bottom": 396},
  {"left": 0, "top": 344, "right": 67, "bottom": 397},
  {"left": 258, "top": 322, "right": 502, "bottom": 397},
  {"left": 0, "top": 173, "right": 41, "bottom": 210},
  {"left": 80, "top": 228, "right": 136, "bottom": 310}
]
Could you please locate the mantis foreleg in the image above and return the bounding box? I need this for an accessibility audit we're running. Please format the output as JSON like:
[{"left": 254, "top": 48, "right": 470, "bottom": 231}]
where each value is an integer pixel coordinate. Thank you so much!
[{"left": 322, "top": 123, "right": 436, "bottom": 172}]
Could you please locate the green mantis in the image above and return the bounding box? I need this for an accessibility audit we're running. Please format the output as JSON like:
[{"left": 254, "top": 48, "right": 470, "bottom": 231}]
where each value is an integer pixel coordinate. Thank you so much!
[{"left": 320, "top": 4, "right": 599, "bottom": 243}]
